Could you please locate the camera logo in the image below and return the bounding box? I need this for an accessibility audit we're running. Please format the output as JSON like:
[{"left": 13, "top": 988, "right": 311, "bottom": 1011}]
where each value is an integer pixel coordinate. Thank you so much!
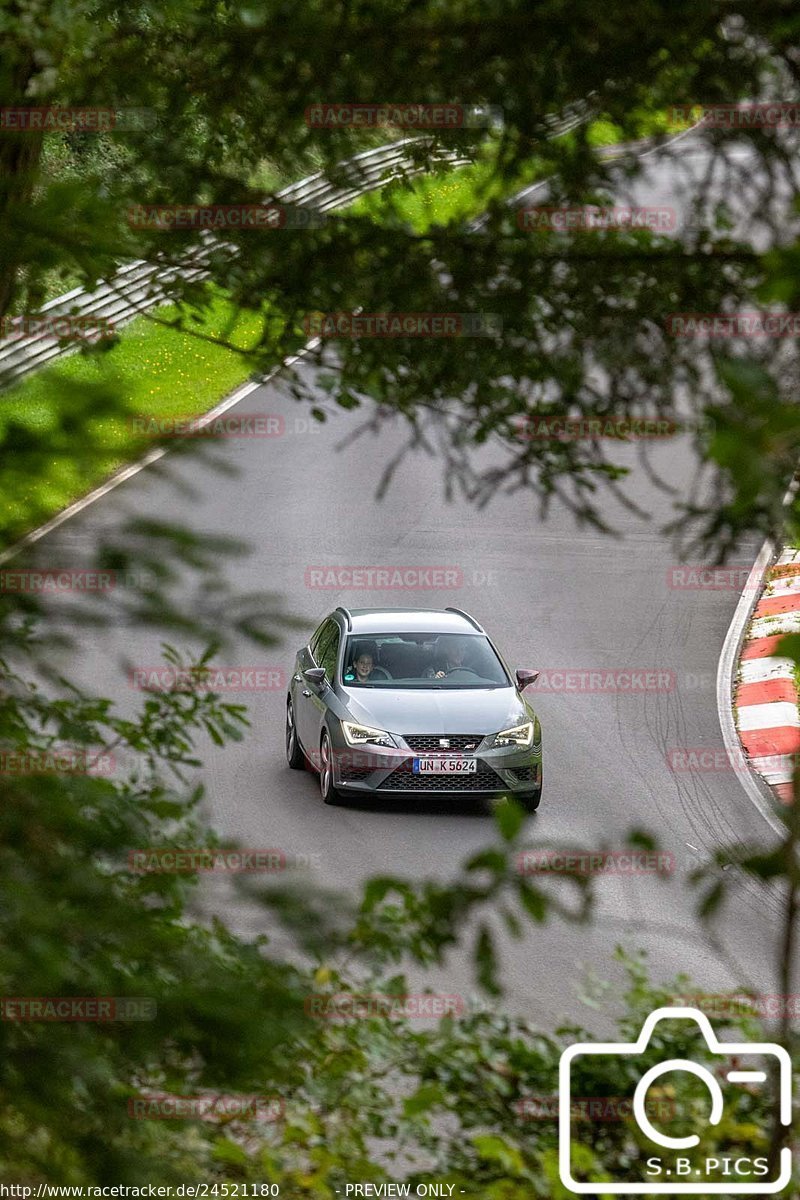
[{"left": 559, "top": 1006, "right": 792, "bottom": 1194}]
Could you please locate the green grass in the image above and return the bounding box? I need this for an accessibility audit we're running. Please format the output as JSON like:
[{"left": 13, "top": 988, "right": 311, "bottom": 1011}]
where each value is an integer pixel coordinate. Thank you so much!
[
  {"left": 0, "top": 292, "right": 290, "bottom": 546},
  {"left": 350, "top": 151, "right": 543, "bottom": 230},
  {"left": 1, "top": 109, "right": 678, "bottom": 549},
  {"left": 350, "top": 111, "right": 678, "bottom": 231},
  {"left": 349, "top": 147, "right": 539, "bottom": 230}
]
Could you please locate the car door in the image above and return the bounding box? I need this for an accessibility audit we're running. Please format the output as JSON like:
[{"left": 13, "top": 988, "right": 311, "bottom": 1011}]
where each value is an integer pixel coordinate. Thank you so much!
[
  {"left": 305, "top": 620, "right": 340, "bottom": 753},
  {"left": 293, "top": 618, "right": 328, "bottom": 756},
  {"left": 295, "top": 618, "right": 338, "bottom": 757}
]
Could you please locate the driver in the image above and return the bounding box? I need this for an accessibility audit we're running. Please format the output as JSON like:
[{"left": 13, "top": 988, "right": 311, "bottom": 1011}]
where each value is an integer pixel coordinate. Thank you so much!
[{"left": 434, "top": 638, "right": 469, "bottom": 679}]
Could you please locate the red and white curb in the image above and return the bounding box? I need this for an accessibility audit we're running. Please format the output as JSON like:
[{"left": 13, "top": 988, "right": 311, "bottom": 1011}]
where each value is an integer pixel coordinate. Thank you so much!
[{"left": 735, "top": 547, "right": 800, "bottom": 805}]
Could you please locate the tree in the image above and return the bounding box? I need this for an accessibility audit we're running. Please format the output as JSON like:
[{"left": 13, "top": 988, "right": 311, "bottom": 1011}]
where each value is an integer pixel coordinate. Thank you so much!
[
  {"left": 1, "top": 1, "right": 800, "bottom": 554},
  {"left": 0, "top": 629, "right": 793, "bottom": 1189},
  {"left": 2, "top": 0, "right": 800, "bottom": 1191}
]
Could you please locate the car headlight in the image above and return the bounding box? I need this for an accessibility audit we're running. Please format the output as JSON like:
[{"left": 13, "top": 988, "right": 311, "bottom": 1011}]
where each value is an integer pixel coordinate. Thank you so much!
[
  {"left": 491, "top": 721, "right": 534, "bottom": 749},
  {"left": 342, "top": 721, "right": 397, "bottom": 748}
]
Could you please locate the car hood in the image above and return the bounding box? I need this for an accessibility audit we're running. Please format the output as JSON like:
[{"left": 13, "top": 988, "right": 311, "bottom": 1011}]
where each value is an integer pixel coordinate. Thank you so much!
[{"left": 341, "top": 686, "right": 529, "bottom": 736}]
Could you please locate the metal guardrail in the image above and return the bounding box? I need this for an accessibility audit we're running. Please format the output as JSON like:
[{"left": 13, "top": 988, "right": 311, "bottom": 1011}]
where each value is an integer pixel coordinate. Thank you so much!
[
  {"left": 0, "top": 102, "right": 594, "bottom": 389},
  {"left": 0, "top": 138, "right": 474, "bottom": 388}
]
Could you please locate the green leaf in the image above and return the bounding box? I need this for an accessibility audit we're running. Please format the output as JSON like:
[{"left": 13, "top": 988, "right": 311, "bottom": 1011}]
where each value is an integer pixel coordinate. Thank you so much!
[
  {"left": 494, "top": 797, "right": 526, "bottom": 842},
  {"left": 212, "top": 1138, "right": 250, "bottom": 1165},
  {"left": 402, "top": 1082, "right": 444, "bottom": 1116},
  {"left": 699, "top": 879, "right": 725, "bottom": 918},
  {"left": 776, "top": 633, "right": 800, "bottom": 665},
  {"left": 474, "top": 923, "right": 499, "bottom": 995},
  {"left": 472, "top": 1133, "right": 525, "bottom": 1174},
  {"left": 517, "top": 880, "right": 547, "bottom": 922},
  {"left": 465, "top": 848, "right": 507, "bottom": 874}
]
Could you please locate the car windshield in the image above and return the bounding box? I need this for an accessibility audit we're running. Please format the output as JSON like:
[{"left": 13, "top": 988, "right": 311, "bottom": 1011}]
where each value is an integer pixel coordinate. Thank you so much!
[{"left": 341, "top": 633, "right": 510, "bottom": 688}]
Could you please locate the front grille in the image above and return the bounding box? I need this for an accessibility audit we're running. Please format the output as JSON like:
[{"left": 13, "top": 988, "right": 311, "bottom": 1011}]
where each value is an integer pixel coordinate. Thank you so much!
[
  {"left": 379, "top": 762, "right": 506, "bottom": 792},
  {"left": 403, "top": 734, "right": 484, "bottom": 753}
]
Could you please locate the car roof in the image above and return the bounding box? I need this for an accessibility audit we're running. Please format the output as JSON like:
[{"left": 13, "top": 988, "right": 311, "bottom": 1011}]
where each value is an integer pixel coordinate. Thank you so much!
[{"left": 343, "top": 608, "right": 484, "bottom": 635}]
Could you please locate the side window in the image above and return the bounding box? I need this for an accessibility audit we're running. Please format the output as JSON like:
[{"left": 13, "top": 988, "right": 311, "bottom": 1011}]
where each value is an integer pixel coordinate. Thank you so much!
[
  {"left": 319, "top": 625, "right": 341, "bottom": 681},
  {"left": 310, "top": 618, "right": 333, "bottom": 662}
]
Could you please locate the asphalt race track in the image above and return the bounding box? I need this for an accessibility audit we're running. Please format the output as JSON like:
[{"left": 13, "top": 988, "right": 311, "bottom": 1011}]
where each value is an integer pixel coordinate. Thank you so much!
[{"left": 22, "top": 134, "right": 793, "bottom": 1030}]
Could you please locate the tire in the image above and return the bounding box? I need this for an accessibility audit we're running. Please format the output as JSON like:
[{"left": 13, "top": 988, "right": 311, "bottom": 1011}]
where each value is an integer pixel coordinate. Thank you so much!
[
  {"left": 285, "top": 698, "right": 306, "bottom": 770},
  {"left": 520, "top": 767, "right": 542, "bottom": 813},
  {"left": 319, "top": 729, "right": 344, "bottom": 806},
  {"left": 519, "top": 788, "right": 541, "bottom": 814}
]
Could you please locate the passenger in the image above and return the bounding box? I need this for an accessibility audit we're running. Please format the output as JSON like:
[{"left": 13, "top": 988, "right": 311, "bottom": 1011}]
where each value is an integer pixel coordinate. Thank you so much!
[{"left": 344, "top": 646, "right": 387, "bottom": 684}]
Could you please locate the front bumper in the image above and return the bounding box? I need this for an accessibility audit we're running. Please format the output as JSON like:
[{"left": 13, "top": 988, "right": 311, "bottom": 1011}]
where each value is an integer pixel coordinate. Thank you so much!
[{"left": 328, "top": 735, "right": 541, "bottom": 795}]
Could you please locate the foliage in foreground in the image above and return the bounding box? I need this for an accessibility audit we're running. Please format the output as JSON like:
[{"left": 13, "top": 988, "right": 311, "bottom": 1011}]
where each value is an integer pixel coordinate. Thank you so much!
[
  {"left": 0, "top": 633, "right": 796, "bottom": 1193},
  {"left": 4, "top": 2, "right": 800, "bottom": 556}
]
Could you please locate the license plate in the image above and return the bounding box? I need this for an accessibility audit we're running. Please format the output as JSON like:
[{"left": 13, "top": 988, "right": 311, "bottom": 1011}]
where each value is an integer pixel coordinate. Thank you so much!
[{"left": 413, "top": 757, "right": 477, "bottom": 774}]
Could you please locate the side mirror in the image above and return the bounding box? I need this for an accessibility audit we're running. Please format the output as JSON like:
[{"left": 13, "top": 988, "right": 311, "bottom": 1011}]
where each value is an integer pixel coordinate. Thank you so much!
[
  {"left": 515, "top": 668, "right": 540, "bottom": 691},
  {"left": 303, "top": 666, "right": 327, "bottom": 688}
]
